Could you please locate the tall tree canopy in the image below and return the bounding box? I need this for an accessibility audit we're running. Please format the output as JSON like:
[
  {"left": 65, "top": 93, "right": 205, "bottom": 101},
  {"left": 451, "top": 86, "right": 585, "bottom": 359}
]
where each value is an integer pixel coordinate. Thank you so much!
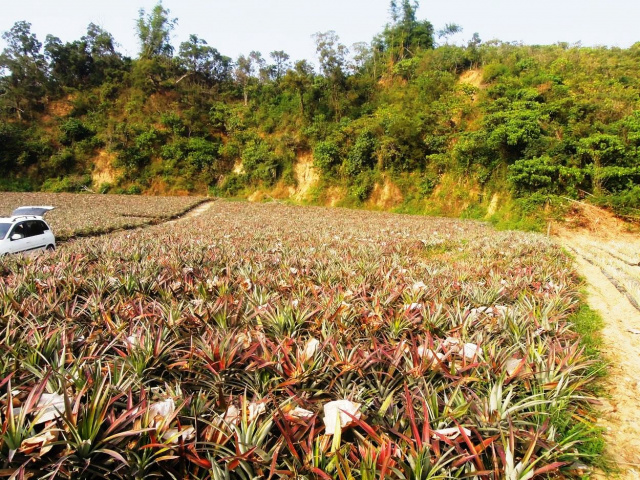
[
  {"left": 0, "top": 21, "right": 46, "bottom": 118},
  {"left": 382, "top": 0, "right": 434, "bottom": 63},
  {"left": 137, "top": 1, "right": 177, "bottom": 59}
]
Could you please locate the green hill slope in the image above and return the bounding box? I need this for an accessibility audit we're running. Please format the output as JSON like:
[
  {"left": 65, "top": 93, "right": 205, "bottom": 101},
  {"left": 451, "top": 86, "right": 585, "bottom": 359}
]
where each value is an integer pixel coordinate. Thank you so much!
[{"left": 2, "top": 2, "right": 640, "bottom": 227}]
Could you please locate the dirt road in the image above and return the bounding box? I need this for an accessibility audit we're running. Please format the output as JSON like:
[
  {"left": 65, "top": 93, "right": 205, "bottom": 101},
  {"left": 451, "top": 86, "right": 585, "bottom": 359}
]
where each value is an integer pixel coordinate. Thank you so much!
[{"left": 556, "top": 204, "right": 640, "bottom": 478}]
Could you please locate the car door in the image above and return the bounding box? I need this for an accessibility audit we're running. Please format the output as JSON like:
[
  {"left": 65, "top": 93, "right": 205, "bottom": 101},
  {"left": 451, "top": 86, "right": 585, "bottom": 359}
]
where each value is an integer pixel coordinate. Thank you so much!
[
  {"left": 7, "top": 222, "right": 33, "bottom": 254},
  {"left": 26, "top": 220, "right": 47, "bottom": 251}
]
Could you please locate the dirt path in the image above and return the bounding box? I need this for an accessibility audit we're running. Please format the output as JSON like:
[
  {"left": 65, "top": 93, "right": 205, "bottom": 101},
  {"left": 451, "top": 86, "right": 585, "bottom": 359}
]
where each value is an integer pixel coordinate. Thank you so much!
[
  {"left": 165, "top": 199, "right": 213, "bottom": 225},
  {"left": 58, "top": 199, "right": 215, "bottom": 246},
  {"left": 555, "top": 204, "right": 640, "bottom": 477}
]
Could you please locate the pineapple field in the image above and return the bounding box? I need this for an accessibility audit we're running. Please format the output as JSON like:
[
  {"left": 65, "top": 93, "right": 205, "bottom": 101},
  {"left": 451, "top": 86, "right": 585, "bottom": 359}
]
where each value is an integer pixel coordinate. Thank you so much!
[
  {"left": 0, "top": 193, "right": 207, "bottom": 241},
  {"left": 0, "top": 197, "right": 602, "bottom": 479}
]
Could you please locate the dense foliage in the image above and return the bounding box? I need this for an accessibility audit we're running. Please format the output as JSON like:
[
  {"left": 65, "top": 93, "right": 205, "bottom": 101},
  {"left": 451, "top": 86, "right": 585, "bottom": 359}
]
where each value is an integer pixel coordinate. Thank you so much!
[
  {"left": 1, "top": 1, "right": 640, "bottom": 215},
  {"left": 0, "top": 199, "right": 601, "bottom": 478}
]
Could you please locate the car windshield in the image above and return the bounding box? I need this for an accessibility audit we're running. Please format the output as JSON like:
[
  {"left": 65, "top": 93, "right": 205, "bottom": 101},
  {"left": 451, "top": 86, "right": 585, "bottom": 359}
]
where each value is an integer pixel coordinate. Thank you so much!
[{"left": 0, "top": 223, "right": 11, "bottom": 240}]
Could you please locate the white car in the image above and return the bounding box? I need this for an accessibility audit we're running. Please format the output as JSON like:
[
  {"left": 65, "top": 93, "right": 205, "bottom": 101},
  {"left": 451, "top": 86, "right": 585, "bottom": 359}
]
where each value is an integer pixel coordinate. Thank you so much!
[{"left": 0, "top": 206, "right": 56, "bottom": 256}]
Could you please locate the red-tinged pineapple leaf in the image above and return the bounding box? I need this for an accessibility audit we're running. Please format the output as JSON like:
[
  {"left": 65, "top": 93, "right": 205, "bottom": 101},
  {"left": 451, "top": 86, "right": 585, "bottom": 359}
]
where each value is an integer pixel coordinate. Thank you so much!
[
  {"left": 104, "top": 428, "right": 155, "bottom": 442},
  {"left": 534, "top": 461, "right": 569, "bottom": 475},
  {"left": 387, "top": 427, "right": 412, "bottom": 444},
  {"left": 341, "top": 410, "right": 383, "bottom": 444},
  {"left": 456, "top": 423, "right": 485, "bottom": 472},
  {"left": 273, "top": 412, "right": 302, "bottom": 463},
  {"left": 310, "top": 466, "right": 334, "bottom": 480},
  {"left": 185, "top": 453, "right": 212, "bottom": 469},
  {"left": 140, "top": 443, "right": 171, "bottom": 449},
  {"left": 274, "top": 379, "right": 301, "bottom": 389},
  {"left": 94, "top": 449, "right": 127, "bottom": 465},
  {"left": 0, "top": 373, "right": 15, "bottom": 391},
  {"left": 403, "top": 384, "right": 422, "bottom": 450},
  {"left": 156, "top": 455, "right": 180, "bottom": 462},
  {"left": 267, "top": 441, "right": 281, "bottom": 480}
]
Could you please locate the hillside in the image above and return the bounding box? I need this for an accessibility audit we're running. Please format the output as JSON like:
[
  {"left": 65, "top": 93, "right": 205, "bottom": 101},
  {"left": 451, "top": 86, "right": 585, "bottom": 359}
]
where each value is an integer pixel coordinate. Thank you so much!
[{"left": 2, "top": 2, "right": 640, "bottom": 227}]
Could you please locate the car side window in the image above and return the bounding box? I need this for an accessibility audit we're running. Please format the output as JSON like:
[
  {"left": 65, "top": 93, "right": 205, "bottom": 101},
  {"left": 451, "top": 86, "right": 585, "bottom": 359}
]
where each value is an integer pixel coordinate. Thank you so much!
[
  {"left": 11, "top": 223, "right": 26, "bottom": 239},
  {"left": 40, "top": 221, "right": 50, "bottom": 231},
  {"left": 27, "top": 221, "right": 44, "bottom": 237}
]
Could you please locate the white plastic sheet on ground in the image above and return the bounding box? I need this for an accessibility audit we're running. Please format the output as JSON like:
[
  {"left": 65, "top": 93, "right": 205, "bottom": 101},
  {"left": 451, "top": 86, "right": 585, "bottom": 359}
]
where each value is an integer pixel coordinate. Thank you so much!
[
  {"left": 323, "top": 400, "right": 361, "bottom": 435},
  {"left": 28, "top": 393, "right": 66, "bottom": 425},
  {"left": 301, "top": 337, "right": 320, "bottom": 361},
  {"left": 289, "top": 406, "right": 314, "bottom": 419},
  {"left": 148, "top": 398, "right": 175, "bottom": 427},
  {"left": 431, "top": 426, "right": 471, "bottom": 440},
  {"left": 163, "top": 426, "right": 196, "bottom": 444}
]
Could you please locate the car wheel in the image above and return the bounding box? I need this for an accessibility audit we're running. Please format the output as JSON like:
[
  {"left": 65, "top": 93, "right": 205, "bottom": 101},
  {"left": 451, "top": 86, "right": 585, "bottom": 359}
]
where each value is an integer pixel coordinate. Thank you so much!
[{"left": 46, "top": 245, "right": 55, "bottom": 252}]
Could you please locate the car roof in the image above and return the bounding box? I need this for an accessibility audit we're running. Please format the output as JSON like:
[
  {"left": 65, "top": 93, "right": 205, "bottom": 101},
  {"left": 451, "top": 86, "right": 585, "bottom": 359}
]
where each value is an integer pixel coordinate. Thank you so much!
[
  {"left": 0, "top": 216, "right": 49, "bottom": 223},
  {"left": 11, "top": 206, "right": 55, "bottom": 217}
]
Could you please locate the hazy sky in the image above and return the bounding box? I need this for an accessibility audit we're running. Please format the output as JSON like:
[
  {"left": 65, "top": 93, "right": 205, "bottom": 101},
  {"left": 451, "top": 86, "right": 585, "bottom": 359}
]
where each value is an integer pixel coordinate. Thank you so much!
[{"left": 1, "top": 0, "right": 639, "bottom": 64}]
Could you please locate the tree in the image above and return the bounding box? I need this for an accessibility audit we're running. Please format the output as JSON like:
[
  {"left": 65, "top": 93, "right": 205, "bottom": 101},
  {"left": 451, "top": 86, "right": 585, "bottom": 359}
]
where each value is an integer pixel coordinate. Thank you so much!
[
  {"left": 313, "top": 31, "right": 348, "bottom": 119},
  {"left": 382, "top": 0, "right": 434, "bottom": 64},
  {"left": 234, "top": 51, "right": 270, "bottom": 105},
  {"left": 249, "top": 51, "right": 269, "bottom": 83},
  {"left": 44, "top": 23, "right": 123, "bottom": 89},
  {"left": 578, "top": 134, "right": 625, "bottom": 193},
  {"left": 234, "top": 54, "right": 253, "bottom": 106},
  {"left": 82, "top": 23, "right": 124, "bottom": 83},
  {"left": 45, "top": 24, "right": 123, "bottom": 89},
  {"left": 137, "top": 2, "right": 177, "bottom": 59},
  {"left": 44, "top": 35, "right": 93, "bottom": 88},
  {"left": 133, "top": 2, "right": 177, "bottom": 90},
  {"left": 269, "top": 50, "right": 290, "bottom": 81},
  {"left": 282, "top": 60, "right": 313, "bottom": 116},
  {"left": 350, "top": 42, "right": 373, "bottom": 74},
  {"left": 177, "top": 34, "right": 230, "bottom": 86},
  {"left": 466, "top": 33, "right": 482, "bottom": 67},
  {"left": 84, "top": 23, "right": 118, "bottom": 57},
  {"left": 437, "top": 23, "right": 462, "bottom": 44},
  {"left": 0, "top": 21, "right": 47, "bottom": 119}
]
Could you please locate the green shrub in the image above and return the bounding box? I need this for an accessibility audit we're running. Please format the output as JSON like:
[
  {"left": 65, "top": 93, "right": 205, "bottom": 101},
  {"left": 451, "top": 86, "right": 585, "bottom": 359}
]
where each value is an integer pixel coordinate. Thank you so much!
[
  {"left": 47, "top": 148, "right": 76, "bottom": 172},
  {"left": 0, "top": 177, "right": 35, "bottom": 192},
  {"left": 482, "top": 62, "right": 510, "bottom": 82},
  {"left": 345, "top": 131, "right": 376, "bottom": 176},
  {"left": 126, "top": 184, "right": 143, "bottom": 195},
  {"left": 41, "top": 175, "right": 92, "bottom": 192},
  {"left": 418, "top": 173, "right": 439, "bottom": 196},
  {"left": 60, "top": 118, "right": 93, "bottom": 145},
  {"left": 349, "top": 171, "right": 374, "bottom": 201},
  {"left": 186, "top": 137, "right": 219, "bottom": 171},
  {"left": 313, "top": 140, "right": 341, "bottom": 173},
  {"left": 217, "top": 173, "right": 246, "bottom": 196},
  {"left": 242, "top": 140, "right": 280, "bottom": 184},
  {"left": 160, "top": 113, "right": 186, "bottom": 136}
]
